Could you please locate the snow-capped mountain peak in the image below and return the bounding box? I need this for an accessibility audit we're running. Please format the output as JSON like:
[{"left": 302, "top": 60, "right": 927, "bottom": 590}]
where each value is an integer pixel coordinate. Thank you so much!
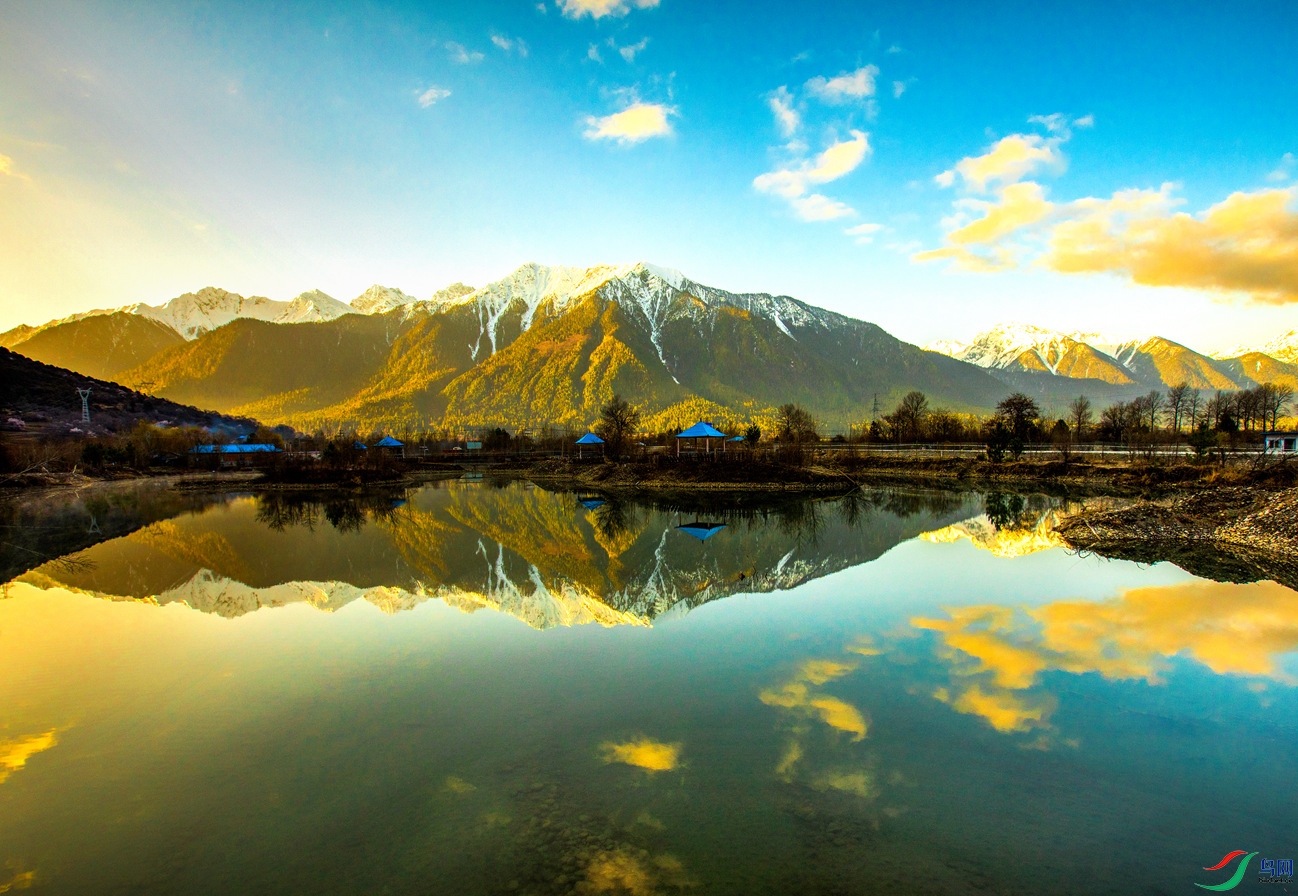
[
  {"left": 350, "top": 284, "right": 420, "bottom": 315},
  {"left": 1216, "top": 329, "right": 1298, "bottom": 364}
]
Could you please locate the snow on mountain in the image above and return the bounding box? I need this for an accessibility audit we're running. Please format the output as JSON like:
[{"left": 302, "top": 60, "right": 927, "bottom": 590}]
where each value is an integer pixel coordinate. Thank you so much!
[
  {"left": 279, "top": 290, "right": 354, "bottom": 324},
  {"left": 1217, "top": 330, "right": 1298, "bottom": 364},
  {"left": 126, "top": 287, "right": 356, "bottom": 339},
  {"left": 926, "top": 323, "right": 1122, "bottom": 372},
  {"left": 349, "top": 284, "right": 422, "bottom": 315},
  {"left": 435, "top": 261, "right": 844, "bottom": 364}
]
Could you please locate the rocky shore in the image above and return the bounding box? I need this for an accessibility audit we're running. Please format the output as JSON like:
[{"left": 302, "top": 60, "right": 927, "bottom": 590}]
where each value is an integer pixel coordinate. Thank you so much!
[{"left": 1055, "top": 485, "right": 1298, "bottom": 590}]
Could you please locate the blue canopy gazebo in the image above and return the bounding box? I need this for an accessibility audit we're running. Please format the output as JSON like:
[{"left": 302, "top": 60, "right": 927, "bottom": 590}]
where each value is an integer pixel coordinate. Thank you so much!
[
  {"left": 575, "top": 431, "right": 604, "bottom": 459},
  {"left": 676, "top": 421, "right": 727, "bottom": 456},
  {"left": 372, "top": 435, "right": 404, "bottom": 458}
]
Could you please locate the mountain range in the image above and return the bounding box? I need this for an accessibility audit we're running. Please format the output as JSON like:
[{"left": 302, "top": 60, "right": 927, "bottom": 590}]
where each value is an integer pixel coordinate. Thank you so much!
[
  {"left": 3, "top": 264, "right": 1295, "bottom": 433},
  {"left": 926, "top": 322, "right": 1297, "bottom": 396}
]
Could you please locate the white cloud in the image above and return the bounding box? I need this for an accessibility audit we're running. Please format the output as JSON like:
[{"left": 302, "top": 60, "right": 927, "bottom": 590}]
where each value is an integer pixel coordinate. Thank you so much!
[
  {"left": 887, "top": 44, "right": 902, "bottom": 54},
  {"left": 557, "top": 0, "right": 659, "bottom": 19},
  {"left": 792, "top": 194, "right": 856, "bottom": 221},
  {"left": 845, "top": 222, "right": 883, "bottom": 243},
  {"left": 1267, "top": 152, "right": 1296, "bottom": 183},
  {"left": 583, "top": 102, "right": 675, "bottom": 143},
  {"left": 768, "top": 86, "right": 799, "bottom": 138},
  {"left": 587, "top": 44, "right": 603, "bottom": 63},
  {"left": 417, "top": 87, "right": 451, "bottom": 108},
  {"left": 892, "top": 80, "right": 906, "bottom": 99},
  {"left": 934, "top": 169, "right": 955, "bottom": 188},
  {"left": 445, "top": 42, "right": 484, "bottom": 64},
  {"left": 491, "top": 34, "right": 528, "bottom": 56},
  {"left": 754, "top": 131, "right": 869, "bottom": 222},
  {"left": 619, "top": 37, "right": 649, "bottom": 62},
  {"left": 754, "top": 130, "right": 871, "bottom": 198},
  {"left": 1073, "top": 114, "right": 1094, "bottom": 129},
  {"left": 805, "top": 65, "right": 880, "bottom": 103}
]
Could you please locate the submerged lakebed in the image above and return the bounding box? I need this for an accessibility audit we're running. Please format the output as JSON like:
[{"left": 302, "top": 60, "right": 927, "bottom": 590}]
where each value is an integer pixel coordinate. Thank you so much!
[{"left": 1, "top": 479, "right": 1295, "bottom": 895}]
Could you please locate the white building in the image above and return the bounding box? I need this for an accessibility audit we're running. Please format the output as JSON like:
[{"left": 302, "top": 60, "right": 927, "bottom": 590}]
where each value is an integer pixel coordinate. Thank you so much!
[{"left": 1263, "top": 431, "right": 1298, "bottom": 453}]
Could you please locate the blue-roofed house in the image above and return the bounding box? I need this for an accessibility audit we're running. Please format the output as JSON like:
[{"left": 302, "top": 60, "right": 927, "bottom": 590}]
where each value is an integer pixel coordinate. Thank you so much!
[
  {"left": 372, "top": 435, "right": 405, "bottom": 458},
  {"left": 676, "top": 421, "right": 727, "bottom": 455},
  {"left": 189, "top": 443, "right": 281, "bottom": 468},
  {"left": 575, "top": 431, "right": 604, "bottom": 459}
]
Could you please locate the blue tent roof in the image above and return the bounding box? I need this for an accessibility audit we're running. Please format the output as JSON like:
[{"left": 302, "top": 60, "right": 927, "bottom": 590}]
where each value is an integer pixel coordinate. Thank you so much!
[
  {"left": 578, "top": 498, "right": 606, "bottom": 509},
  {"left": 727, "top": 435, "right": 746, "bottom": 442},
  {"left": 575, "top": 432, "right": 605, "bottom": 445},
  {"left": 190, "top": 444, "right": 281, "bottom": 454},
  {"left": 352, "top": 441, "right": 368, "bottom": 450},
  {"left": 373, "top": 436, "right": 404, "bottom": 447},
  {"left": 677, "top": 421, "right": 725, "bottom": 439},
  {"left": 676, "top": 522, "right": 726, "bottom": 541}
]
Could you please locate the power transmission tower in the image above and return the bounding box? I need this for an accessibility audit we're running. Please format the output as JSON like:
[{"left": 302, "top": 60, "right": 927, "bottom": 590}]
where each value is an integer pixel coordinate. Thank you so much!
[
  {"left": 77, "top": 388, "right": 91, "bottom": 423},
  {"left": 871, "top": 393, "right": 880, "bottom": 422}
]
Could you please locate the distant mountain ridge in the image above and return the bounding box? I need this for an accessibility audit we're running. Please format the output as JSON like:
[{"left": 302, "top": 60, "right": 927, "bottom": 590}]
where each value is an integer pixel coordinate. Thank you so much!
[{"left": 927, "top": 322, "right": 1297, "bottom": 394}]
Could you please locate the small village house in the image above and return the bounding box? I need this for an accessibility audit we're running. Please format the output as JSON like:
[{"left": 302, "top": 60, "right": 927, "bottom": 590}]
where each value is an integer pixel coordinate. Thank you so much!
[{"left": 1263, "top": 431, "right": 1298, "bottom": 453}]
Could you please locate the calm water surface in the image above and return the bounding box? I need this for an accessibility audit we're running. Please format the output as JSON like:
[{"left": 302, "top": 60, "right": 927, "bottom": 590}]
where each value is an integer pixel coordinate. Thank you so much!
[{"left": 1, "top": 480, "right": 1295, "bottom": 895}]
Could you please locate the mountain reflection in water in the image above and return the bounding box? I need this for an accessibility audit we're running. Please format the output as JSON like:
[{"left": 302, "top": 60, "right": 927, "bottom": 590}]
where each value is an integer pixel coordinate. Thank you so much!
[
  {"left": 13, "top": 482, "right": 991, "bottom": 628},
  {"left": 2, "top": 479, "right": 1296, "bottom": 896}
]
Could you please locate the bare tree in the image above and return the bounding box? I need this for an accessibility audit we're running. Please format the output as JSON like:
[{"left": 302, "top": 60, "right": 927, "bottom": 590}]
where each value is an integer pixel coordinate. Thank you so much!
[
  {"left": 596, "top": 393, "right": 641, "bottom": 457},
  {"left": 775, "top": 404, "right": 818, "bottom": 444},
  {"left": 1068, "top": 396, "right": 1093, "bottom": 442},
  {"left": 1166, "top": 382, "right": 1190, "bottom": 434},
  {"left": 1142, "top": 390, "right": 1165, "bottom": 433},
  {"left": 891, "top": 391, "right": 930, "bottom": 442},
  {"left": 1184, "top": 387, "right": 1202, "bottom": 431}
]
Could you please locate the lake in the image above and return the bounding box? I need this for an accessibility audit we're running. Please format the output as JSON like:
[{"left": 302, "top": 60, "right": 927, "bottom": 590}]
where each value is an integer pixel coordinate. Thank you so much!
[{"left": 1, "top": 479, "right": 1295, "bottom": 895}]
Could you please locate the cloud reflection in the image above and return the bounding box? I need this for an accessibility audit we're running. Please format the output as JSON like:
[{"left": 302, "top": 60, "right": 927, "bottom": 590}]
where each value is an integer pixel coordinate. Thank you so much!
[
  {"left": 599, "top": 738, "right": 681, "bottom": 772},
  {"left": 0, "top": 729, "right": 58, "bottom": 785},
  {"left": 915, "top": 579, "right": 1298, "bottom": 734}
]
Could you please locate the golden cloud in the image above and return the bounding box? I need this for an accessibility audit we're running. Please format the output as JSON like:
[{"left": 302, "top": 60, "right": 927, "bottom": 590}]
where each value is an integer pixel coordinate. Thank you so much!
[
  {"left": 1043, "top": 186, "right": 1298, "bottom": 304},
  {"left": 583, "top": 102, "right": 675, "bottom": 144},
  {"left": 599, "top": 737, "right": 681, "bottom": 771},
  {"left": 937, "top": 134, "right": 1065, "bottom": 193}
]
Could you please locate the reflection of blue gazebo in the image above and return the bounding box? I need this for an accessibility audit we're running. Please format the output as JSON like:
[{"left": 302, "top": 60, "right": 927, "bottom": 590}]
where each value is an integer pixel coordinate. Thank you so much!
[
  {"left": 676, "top": 522, "right": 726, "bottom": 541},
  {"left": 575, "top": 432, "right": 604, "bottom": 459},
  {"left": 578, "top": 497, "right": 606, "bottom": 509},
  {"left": 676, "top": 421, "right": 727, "bottom": 456}
]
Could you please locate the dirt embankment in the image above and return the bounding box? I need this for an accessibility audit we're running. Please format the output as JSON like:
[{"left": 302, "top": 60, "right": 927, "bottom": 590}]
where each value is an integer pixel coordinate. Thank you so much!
[
  {"left": 1055, "top": 485, "right": 1298, "bottom": 590},
  {"left": 517, "top": 453, "right": 1296, "bottom": 497}
]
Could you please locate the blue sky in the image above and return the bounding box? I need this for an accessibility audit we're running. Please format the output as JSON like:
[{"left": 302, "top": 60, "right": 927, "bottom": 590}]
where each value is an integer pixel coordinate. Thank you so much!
[{"left": 1, "top": 0, "right": 1296, "bottom": 351}]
